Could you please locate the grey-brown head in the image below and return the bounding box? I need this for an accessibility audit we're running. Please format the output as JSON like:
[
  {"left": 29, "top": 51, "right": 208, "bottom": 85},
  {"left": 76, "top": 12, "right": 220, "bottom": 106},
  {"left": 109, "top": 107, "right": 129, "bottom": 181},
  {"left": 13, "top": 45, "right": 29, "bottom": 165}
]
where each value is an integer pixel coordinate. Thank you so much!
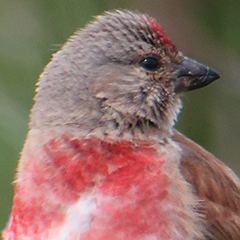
[{"left": 31, "top": 10, "right": 219, "bottom": 139}]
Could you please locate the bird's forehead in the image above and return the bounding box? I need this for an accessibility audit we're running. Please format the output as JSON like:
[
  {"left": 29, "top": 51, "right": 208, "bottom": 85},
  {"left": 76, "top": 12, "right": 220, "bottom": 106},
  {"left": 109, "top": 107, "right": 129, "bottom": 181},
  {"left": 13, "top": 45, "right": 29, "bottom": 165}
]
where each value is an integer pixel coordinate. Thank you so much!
[
  {"left": 148, "top": 18, "right": 174, "bottom": 49},
  {"left": 95, "top": 11, "right": 174, "bottom": 50}
]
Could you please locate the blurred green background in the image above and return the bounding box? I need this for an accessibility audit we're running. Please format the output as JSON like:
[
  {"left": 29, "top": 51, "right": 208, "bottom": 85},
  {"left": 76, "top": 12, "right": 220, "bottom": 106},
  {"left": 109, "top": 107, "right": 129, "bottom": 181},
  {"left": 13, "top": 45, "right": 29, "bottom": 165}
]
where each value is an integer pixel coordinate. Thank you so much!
[{"left": 1, "top": 0, "right": 240, "bottom": 233}]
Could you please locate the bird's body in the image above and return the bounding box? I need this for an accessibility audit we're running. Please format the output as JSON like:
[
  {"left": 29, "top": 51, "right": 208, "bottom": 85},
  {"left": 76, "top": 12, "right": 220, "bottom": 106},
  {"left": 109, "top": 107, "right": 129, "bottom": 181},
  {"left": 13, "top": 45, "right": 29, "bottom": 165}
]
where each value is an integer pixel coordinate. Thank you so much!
[
  {"left": 5, "top": 131, "right": 204, "bottom": 240},
  {"left": 5, "top": 132, "right": 201, "bottom": 239},
  {"left": 3, "top": 10, "right": 240, "bottom": 240}
]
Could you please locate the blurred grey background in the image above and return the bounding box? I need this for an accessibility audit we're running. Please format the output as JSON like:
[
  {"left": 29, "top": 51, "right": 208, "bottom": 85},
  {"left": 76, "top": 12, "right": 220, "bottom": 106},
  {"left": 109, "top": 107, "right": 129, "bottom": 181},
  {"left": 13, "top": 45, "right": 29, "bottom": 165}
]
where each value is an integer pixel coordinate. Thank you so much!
[{"left": 1, "top": 0, "right": 240, "bottom": 232}]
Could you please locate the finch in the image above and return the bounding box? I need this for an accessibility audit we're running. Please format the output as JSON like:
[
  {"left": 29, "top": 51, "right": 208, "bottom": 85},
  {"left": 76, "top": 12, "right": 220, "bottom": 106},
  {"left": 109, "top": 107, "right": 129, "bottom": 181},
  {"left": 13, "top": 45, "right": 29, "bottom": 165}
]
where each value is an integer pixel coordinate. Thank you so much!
[{"left": 3, "top": 10, "right": 240, "bottom": 240}]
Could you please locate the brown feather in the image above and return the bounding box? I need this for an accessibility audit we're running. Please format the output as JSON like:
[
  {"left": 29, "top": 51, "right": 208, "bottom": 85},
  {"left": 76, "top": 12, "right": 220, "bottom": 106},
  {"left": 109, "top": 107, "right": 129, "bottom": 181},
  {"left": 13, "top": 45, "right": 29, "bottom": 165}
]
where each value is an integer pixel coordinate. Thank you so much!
[{"left": 173, "top": 130, "right": 240, "bottom": 239}]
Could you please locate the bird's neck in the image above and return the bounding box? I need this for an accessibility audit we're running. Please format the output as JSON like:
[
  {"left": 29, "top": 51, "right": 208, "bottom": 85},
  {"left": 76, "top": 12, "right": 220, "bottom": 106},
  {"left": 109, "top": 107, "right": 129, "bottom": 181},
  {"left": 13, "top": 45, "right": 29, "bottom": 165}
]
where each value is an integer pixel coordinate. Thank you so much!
[{"left": 30, "top": 75, "right": 183, "bottom": 142}]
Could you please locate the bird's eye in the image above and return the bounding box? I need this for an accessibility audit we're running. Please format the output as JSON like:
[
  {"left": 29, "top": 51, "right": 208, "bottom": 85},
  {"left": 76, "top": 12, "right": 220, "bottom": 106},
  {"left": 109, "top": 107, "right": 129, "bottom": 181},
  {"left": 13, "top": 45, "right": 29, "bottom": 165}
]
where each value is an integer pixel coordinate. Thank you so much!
[{"left": 140, "top": 57, "right": 160, "bottom": 71}]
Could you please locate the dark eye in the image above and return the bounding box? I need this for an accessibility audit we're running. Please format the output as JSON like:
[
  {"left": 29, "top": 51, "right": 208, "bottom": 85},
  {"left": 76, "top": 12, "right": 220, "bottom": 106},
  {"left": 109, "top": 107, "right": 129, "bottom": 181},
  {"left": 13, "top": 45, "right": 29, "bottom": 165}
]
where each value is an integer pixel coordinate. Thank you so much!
[{"left": 140, "top": 57, "right": 160, "bottom": 71}]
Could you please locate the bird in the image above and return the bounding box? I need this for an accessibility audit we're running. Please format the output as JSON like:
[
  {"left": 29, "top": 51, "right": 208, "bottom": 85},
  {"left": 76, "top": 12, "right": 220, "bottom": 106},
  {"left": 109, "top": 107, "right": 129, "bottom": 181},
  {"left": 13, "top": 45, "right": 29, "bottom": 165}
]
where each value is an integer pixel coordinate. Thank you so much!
[{"left": 3, "top": 10, "right": 240, "bottom": 240}]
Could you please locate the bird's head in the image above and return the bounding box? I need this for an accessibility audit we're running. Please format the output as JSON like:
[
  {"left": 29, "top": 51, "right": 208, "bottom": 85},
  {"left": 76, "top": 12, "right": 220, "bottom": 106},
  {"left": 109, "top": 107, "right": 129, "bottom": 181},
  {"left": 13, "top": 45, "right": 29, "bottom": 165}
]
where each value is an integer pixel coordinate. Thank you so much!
[{"left": 32, "top": 10, "right": 219, "bottom": 139}]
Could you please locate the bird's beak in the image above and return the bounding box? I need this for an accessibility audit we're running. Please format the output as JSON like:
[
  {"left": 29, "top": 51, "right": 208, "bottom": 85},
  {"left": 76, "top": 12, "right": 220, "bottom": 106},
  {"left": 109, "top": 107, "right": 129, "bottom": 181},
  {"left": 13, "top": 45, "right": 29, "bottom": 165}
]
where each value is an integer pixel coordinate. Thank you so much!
[{"left": 174, "top": 56, "right": 220, "bottom": 93}]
